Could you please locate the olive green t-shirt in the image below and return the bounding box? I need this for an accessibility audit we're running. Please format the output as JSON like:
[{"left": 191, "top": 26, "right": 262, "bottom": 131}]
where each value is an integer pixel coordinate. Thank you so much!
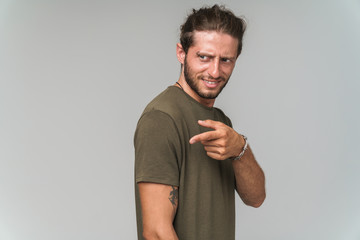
[{"left": 134, "top": 86, "right": 236, "bottom": 240}]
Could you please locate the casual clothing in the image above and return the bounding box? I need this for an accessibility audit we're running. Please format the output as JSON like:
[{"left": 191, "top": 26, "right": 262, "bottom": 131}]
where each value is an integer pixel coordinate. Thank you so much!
[{"left": 134, "top": 86, "right": 236, "bottom": 240}]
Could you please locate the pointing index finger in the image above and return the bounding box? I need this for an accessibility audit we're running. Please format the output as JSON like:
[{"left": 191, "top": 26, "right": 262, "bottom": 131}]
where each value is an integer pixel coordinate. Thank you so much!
[
  {"left": 189, "top": 130, "right": 219, "bottom": 144},
  {"left": 197, "top": 119, "right": 222, "bottom": 130}
]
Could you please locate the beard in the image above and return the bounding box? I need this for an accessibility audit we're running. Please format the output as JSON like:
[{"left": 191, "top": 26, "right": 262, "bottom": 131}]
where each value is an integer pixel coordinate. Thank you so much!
[{"left": 183, "top": 57, "right": 229, "bottom": 99}]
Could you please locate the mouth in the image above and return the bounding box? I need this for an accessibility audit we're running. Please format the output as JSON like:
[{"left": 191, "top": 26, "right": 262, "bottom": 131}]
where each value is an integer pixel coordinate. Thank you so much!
[{"left": 202, "top": 78, "right": 221, "bottom": 89}]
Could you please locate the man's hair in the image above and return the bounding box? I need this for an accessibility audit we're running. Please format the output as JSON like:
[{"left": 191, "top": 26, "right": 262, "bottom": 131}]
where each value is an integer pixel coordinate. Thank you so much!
[{"left": 180, "top": 4, "right": 247, "bottom": 57}]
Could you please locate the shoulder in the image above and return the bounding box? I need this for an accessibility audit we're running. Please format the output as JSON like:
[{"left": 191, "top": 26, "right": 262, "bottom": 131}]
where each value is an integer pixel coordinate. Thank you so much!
[
  {"left": 137, "top": 109, "right": 175, "bottom": 131},
  {"left": 142, "top": 86, "right": 186, "bottom": 120}
]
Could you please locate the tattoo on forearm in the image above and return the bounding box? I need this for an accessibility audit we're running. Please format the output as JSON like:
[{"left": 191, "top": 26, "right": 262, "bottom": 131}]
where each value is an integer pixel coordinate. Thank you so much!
[{"left": 168, "top": 186, "right": 179, "bottom": 208}]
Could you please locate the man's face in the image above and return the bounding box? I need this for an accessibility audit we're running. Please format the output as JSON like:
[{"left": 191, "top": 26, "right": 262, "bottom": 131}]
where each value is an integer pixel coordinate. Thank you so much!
[{"left": 183, "top": 31, "right": 238, "bottom": 100}]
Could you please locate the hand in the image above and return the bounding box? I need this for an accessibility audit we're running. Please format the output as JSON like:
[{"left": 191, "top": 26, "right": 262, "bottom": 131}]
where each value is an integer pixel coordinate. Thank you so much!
[{"left": 189, "top": 120, "right": 244, "bottom": 160}]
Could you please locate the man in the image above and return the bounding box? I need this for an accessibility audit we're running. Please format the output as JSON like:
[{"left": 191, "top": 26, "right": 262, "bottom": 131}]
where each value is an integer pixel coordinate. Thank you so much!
[{"left": 134, "top": 5, "right": 265, "bottom": 240}]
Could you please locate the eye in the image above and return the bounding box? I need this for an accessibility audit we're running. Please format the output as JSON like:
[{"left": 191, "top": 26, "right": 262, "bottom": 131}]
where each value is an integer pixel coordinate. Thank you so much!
[
  {"left": 197, "top": 53, "right": 208, "bottom": 61},
  {"left": 221, "top": 57, "right": 230, "bottom": 63}
]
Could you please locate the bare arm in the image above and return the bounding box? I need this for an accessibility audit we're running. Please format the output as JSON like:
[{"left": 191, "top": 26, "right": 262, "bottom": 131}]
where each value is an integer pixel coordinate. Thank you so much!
[
  {"left": 138, "top": 182, "right": 179, "bottom": 240},
  {"left": 232, "top": 145, "right": 265, "bottom": 207},
  {"left": 190, "top": 120, "right": 266, "bottom": 207}
]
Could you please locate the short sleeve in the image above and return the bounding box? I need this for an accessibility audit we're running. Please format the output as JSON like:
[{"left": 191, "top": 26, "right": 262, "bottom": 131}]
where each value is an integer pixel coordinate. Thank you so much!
[
  {"left": 134, "top": 110, "right": 181, "bottom": 187},
  {"left": 226, "top": 116, "right": 233, "bottom": 128},
  {"left": 214, "top": 107, "right": 233, "bottom": 128}
]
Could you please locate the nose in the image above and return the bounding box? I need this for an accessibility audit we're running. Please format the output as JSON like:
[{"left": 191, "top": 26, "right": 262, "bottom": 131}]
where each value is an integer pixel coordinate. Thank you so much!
[{"left": 208, "top": 59, "right": 220, "bottom": 79}]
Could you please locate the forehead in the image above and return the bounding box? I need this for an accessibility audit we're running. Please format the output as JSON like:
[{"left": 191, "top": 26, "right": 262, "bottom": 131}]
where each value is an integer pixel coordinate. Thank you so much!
[{"left": 191, "top": 31, "right": 238, "bottom": 56}]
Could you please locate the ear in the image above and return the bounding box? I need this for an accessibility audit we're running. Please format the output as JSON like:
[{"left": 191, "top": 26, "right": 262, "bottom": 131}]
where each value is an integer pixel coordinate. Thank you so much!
[{"left": 176, "top": 43, "right": 186, "bottom": 64}]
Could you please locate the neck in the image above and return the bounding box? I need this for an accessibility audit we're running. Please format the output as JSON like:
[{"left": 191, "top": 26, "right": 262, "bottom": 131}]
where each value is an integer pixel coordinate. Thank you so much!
[{"left": 176, "top": 75, "right": 215, "bottom": 108}]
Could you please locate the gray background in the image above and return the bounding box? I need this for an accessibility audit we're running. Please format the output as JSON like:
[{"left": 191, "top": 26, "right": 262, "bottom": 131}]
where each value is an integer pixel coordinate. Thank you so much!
[{"left": 1, "top": 0, "right": 359, "bottom": 239}]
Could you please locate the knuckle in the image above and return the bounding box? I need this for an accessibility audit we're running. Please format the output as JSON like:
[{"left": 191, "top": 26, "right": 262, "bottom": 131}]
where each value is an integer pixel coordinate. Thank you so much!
[
  {"left": 219, "top": 129, "right": 226, "bottom": 136},
  {"left": 218, "top": 148, "right": 226, "bottom": 156}
]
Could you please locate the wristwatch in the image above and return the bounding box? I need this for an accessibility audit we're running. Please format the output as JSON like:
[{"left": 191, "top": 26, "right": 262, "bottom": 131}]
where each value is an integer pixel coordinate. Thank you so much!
[{"left": 232, "top": 134, "right": 248, "bottom": 161}]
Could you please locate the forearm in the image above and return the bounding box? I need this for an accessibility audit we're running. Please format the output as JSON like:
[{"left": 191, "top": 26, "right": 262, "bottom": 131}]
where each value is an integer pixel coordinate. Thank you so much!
[{"left": 232, "top": 145, "right": 266, "bottom": 207}]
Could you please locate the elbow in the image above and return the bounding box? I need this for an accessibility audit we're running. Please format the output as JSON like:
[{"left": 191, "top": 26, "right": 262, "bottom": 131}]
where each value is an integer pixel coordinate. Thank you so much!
[
  {"left": 250, "top": 198, "right": 264, "bottom": 208},
  {"left": 142, "top": 230, "right": 159, "bottom": 240},
  {"left": 143, "top": 227, "right": 176, "bottom": 240},
  {"left": 244, "top": 192, "right": 266, "bottom": 208},
  {"left": 142, "top": 229, "right": 162, "bottom": 240}
]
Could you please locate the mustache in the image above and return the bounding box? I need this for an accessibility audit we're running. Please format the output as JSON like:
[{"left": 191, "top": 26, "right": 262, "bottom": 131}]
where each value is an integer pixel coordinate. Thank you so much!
[{"left": 201, "top": 75, "right": 226, "bottom": 81}]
